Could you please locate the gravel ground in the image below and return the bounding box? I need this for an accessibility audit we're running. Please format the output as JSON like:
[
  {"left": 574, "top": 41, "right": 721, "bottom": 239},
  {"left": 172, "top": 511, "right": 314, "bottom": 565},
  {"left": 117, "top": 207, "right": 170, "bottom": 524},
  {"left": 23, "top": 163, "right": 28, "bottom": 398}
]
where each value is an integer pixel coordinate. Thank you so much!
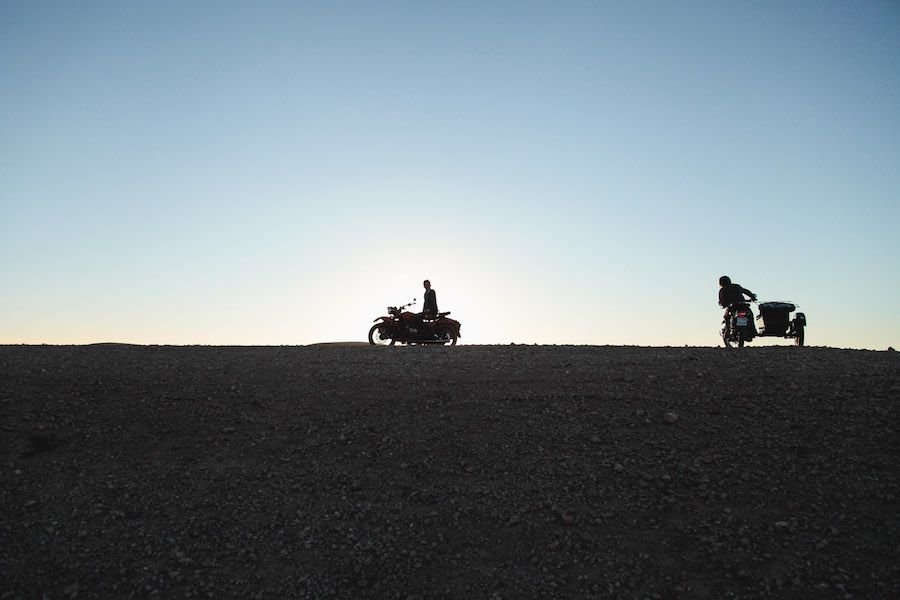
[{"left": 1, "top": 344, "right": 898, "bottom": 599}]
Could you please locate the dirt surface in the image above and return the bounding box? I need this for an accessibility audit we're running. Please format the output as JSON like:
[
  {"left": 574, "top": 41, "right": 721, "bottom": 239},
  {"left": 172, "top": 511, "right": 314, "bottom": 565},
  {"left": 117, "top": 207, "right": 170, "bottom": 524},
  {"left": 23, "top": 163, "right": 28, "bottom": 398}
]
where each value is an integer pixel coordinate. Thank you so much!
[{"left": 1, "top": 344, "right": 898, "bottom": 599}]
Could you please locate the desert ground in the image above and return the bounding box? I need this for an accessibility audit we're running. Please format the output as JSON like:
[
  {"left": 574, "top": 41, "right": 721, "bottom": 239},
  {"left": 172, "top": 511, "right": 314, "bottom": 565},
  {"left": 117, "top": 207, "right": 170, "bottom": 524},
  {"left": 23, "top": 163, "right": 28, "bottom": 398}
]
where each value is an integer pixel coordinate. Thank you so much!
[{"left": 1, "top": 344, "right": 897, "bottom": 599}]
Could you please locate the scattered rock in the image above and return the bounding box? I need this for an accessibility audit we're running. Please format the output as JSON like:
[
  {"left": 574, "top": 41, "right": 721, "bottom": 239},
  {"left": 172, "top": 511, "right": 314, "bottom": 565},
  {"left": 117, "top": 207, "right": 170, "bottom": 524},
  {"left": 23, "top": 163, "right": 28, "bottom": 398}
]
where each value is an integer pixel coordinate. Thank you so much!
[{"left": 1, "top": 345, "right": 897, "bottom": 599}]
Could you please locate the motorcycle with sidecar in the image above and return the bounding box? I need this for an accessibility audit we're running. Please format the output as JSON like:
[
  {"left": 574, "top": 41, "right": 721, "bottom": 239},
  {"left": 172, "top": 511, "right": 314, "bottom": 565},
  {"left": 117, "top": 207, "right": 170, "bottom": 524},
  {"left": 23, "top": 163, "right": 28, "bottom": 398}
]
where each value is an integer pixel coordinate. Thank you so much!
[
  {"left": 722, "top": 300, "right": 806, "bottom": 348},
  {"left": 368, "top": 300, "right": 462, "bottom": 346}
]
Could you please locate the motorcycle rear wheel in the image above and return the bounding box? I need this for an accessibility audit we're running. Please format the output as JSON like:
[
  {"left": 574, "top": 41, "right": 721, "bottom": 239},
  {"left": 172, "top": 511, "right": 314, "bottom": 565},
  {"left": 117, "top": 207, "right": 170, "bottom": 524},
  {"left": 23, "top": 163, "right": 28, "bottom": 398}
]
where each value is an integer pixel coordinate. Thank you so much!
[
  {"left": 722, "top": 329, "right": 736, "bottom": 349},
  {"left": 368, "top": 323, "right": 396, "bottom": 346},
  {"left": 435, "top": 325, "right": 458, "bottom": 346},
  {"left": 722, "top": 330, "right": 744, "bottom": 349}
]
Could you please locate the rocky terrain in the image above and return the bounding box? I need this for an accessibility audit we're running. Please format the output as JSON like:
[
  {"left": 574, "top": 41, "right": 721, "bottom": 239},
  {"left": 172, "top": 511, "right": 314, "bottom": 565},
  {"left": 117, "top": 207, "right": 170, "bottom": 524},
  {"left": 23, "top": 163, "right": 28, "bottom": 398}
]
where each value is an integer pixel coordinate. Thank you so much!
[{"left": 1, "top": 344, "right": 898, "bottom": 599}]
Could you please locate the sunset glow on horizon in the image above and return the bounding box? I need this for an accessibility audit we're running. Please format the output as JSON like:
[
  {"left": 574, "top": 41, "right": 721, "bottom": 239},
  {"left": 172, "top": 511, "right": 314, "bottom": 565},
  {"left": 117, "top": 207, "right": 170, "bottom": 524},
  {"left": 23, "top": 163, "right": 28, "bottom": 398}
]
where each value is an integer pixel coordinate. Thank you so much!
[{"left": 2, "top": 2, "right": 898, "bottom": 350}]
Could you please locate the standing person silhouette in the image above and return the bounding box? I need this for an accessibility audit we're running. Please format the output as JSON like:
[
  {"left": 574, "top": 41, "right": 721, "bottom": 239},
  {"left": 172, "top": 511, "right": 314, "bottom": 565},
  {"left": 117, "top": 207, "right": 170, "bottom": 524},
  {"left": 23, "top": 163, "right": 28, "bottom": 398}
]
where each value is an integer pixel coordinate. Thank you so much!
[{"left": 422, "top": 279, "right": 438, "bottom": 319}]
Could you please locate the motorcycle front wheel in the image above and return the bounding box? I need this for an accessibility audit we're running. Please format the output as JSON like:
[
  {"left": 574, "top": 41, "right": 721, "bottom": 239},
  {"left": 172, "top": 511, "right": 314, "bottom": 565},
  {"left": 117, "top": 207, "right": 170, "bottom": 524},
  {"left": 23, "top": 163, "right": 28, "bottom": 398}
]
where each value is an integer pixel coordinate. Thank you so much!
[{"left": 368, "top": 324, "right": 396, "bottom": 346}]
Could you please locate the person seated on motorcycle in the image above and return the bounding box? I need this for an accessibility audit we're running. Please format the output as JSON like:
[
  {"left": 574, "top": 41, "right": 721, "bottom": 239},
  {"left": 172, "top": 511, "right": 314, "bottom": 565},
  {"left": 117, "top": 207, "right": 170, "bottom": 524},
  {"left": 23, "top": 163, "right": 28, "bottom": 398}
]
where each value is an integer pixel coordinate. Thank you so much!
[{"left": 718, "top": 275, "right": 756, "bottom": 328}]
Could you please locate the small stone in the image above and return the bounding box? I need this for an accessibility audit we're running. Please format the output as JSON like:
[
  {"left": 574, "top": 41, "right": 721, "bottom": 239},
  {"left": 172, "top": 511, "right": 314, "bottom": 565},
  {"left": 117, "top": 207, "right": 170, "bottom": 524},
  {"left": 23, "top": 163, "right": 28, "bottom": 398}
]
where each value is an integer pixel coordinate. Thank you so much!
[{"left": 664, "top": 412, "right": 679, "bottom": 424}]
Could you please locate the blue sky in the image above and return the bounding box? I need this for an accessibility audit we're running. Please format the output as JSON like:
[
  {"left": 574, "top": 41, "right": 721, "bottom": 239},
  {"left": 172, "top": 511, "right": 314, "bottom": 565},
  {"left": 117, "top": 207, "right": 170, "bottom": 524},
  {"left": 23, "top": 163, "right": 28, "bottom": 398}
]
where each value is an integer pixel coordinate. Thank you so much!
[{"left": 2, "top": 1, "right": 898, "bottom": 348}]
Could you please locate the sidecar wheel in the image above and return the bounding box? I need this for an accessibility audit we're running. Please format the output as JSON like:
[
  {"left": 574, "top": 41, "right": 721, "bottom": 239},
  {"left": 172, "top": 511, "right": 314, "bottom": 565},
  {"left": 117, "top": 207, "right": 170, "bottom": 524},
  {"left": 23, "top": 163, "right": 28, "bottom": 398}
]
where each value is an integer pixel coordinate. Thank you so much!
[{"left": 368, "top": 324, "right": 396, "bottom": 346}]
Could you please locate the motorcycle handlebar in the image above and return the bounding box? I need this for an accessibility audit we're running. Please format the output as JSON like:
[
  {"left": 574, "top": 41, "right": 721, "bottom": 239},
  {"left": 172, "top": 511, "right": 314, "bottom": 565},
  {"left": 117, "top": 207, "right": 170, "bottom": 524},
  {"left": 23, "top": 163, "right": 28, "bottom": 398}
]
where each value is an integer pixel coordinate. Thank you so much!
[{"left": 389, "top": 299, "right": 417, "bottom": 312}]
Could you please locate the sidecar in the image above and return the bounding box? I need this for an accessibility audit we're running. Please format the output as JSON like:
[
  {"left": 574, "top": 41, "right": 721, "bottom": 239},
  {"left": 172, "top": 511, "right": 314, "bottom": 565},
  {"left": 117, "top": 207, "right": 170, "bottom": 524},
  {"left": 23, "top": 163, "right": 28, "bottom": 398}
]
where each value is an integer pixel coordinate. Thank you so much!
[{"left": 756, "top": 302, "right": 806, "bottom": 346}]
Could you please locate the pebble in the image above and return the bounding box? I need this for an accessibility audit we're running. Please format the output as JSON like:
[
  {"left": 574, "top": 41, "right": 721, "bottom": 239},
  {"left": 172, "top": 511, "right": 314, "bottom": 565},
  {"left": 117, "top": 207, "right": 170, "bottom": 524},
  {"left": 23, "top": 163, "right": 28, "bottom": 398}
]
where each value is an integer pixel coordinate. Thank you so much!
[{"left": 2, "top": 345, "right": 896, "bottom": 600}]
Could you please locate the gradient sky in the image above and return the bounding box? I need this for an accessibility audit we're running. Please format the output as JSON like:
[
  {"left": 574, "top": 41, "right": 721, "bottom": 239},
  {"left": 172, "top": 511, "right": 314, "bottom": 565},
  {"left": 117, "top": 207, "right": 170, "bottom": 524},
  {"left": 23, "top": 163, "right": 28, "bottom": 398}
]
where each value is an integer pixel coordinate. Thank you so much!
[{"left": 2, "top": 1, "right": 898, "bottom": 348}]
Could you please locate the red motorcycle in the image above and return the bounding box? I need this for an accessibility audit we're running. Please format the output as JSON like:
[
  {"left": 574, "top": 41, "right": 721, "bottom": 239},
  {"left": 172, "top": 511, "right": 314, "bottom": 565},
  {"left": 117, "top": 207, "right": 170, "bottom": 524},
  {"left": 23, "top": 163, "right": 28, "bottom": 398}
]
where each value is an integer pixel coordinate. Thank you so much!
[{"left": 368, "top": 300, "right": 462, "bottom": 346}]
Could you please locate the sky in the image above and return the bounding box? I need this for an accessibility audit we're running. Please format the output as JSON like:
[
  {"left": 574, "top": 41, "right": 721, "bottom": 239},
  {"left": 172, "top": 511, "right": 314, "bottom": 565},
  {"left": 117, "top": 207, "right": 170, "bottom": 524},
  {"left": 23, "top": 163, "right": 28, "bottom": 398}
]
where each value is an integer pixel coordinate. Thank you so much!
[{"left": 1, "top": 1, "right": 898, "bottom": 349}]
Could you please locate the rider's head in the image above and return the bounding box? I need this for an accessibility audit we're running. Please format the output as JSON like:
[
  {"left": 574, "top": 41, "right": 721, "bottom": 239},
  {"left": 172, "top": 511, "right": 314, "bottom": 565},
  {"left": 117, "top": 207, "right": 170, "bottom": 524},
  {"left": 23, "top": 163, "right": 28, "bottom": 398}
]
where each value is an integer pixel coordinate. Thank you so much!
[
  {"left": 719, "top": 275, "right": 731, "bottom": 287},
  {"left": 423, "top": 279, "right": 431, "bottom": 290}
]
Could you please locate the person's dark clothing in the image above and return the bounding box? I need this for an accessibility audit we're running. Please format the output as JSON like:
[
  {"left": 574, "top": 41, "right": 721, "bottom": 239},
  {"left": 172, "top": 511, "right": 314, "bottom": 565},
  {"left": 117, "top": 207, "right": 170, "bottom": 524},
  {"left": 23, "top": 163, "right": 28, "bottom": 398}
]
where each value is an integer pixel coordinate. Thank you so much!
[
  {"left": 719, "top": 283, "right": 754, "bottom": 308},
  {"left": 719, "top": 282, "right": 757, "bottom": 334},
  {"left": 423, "top": 288, "right": 438, "bottom": 317}
]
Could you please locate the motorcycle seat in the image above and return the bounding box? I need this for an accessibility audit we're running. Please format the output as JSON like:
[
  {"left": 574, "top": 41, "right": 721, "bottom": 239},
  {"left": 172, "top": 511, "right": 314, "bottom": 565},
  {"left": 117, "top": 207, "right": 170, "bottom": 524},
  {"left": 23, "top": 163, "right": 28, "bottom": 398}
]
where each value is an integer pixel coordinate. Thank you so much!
[{"left": 727, "top": 302, "right": 751, "bottom": 310}]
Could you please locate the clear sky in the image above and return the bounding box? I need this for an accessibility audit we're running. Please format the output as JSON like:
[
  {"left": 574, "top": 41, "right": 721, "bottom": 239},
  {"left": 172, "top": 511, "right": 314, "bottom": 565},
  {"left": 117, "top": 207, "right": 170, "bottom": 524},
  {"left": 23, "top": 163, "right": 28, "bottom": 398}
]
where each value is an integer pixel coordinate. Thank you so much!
[{"left": 2, "top": 1, "right": 898, "bottom": 348}]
